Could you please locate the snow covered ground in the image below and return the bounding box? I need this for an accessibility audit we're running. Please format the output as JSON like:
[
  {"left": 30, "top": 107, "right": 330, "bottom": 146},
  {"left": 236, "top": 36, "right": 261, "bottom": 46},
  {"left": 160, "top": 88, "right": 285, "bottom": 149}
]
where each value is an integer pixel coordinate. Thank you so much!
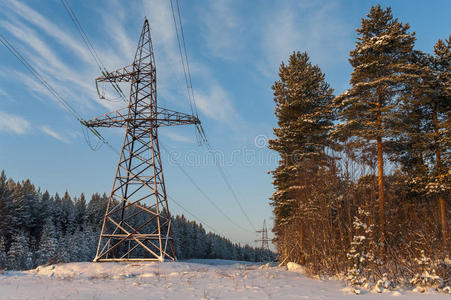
[{"left": 0, "top": 259, "right": 447, "bottom": 299}]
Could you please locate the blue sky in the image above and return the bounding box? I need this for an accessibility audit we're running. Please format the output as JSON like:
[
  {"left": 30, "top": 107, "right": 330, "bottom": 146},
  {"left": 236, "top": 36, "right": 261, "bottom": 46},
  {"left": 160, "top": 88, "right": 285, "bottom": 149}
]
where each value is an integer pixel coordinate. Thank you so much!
[{"left": 0, "top": 0, "right": 450, "bottom": 246}]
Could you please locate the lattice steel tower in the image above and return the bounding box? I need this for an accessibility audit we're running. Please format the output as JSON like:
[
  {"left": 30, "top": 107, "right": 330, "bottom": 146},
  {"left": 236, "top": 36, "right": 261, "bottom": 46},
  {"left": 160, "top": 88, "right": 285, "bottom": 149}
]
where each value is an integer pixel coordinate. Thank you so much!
[
  {"left": 255, "top": 220, "right": 270, "bottom": 251},
  {"left": 86, "top": 18, "right": 201, "bottom": 262}
]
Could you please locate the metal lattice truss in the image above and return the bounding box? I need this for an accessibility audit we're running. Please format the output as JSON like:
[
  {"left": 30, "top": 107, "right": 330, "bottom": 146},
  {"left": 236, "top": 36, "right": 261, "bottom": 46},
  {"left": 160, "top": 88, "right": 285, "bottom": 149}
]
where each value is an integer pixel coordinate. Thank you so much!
[
  {"left": 255, "top": 220, "right": 270, "bottom": 251},
  {"left": 86, "top": 19, "right": 199, "bottom": 262},
  {"left": 84, "top": 106, "right": 199, "bottom": 128}
]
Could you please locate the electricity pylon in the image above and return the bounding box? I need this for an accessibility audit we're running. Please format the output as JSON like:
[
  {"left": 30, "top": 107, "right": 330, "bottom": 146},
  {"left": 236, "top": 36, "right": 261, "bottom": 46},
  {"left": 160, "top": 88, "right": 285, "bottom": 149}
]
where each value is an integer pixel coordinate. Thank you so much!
[
  {"left": 85, "top": 18, "right": 201, "bottom": 262},
  {"left": 255, "top": 219, "right": 270, "bottom": 250}
]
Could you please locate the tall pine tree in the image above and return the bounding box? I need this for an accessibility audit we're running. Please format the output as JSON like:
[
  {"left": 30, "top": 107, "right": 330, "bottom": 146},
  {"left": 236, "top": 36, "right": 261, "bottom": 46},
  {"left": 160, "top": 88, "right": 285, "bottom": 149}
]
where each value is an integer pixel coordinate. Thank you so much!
[
  {"left": 269, "top": 51, "right": 335, "bottom": 260},
  {"left": 429, "top": 37, "right": 450, "bottom": 250},
  {"left": 333, "top": 5, "right": 416, "bottom": 242},
  {"left": 0, "top": 170, "right": 13, "bottom": 240},
  {"left": 409, "top": 36, "right": 451, "bottom": 250}
]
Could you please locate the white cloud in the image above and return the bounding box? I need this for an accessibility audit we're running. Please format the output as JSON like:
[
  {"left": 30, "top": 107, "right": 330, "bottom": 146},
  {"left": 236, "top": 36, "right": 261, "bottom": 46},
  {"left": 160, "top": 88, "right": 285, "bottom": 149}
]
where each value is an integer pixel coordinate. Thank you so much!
[
  {"left": 39, "top": 125, "right": 69, "bottom": 143},
  {"left": 0, "top": 110, "right": 31, "bottom": 134},
  {"left": 195, "top": 84, "right": 237, "bottom": 125}
]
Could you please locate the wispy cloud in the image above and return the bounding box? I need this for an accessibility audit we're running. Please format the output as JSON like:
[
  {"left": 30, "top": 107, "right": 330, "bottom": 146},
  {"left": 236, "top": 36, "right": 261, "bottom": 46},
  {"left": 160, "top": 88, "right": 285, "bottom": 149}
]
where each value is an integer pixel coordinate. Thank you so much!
[
  {"left": 141, "top": 0, "right": 191, "bottom": 108},
  {"left": 200, "top": 0, "right": 241, "bottom": 60},
  {"left": 3, "top": 0, "right": 92, "bottom": 64},
  {"left": 0, "top": 0, "right": 242, "bottom": 130},
  {"left": 160, "top": 130, "right": 193, "bottom": 143},
  {"left": 8, "top": 69, "right": 55, "bottom": 101},
  {"left": 195, "top": 84, "right": 237, "bottom": 126},
  {"left": 0, "top": 87, "right": 8, "bottom": 97},
  {"left": 0, "top": 0, "right": 126, "bottom": 114},
  {"left": 39, "top": 125, "right": 69, "bottom": 143},
  {"left": 99, "top": 0, "right": 136, "bottom": 62},
  {"left": 260, "top": 0, "right": 351, "bottom": 76},
  {"left": 0, "top": 20, "right": 94, "bottom": 106},
  {"left": 0, "top": 110, "right": 31, "bottom": 134},
  {"left": 140, "top": 0, "right": 241, "bottom": 126}
]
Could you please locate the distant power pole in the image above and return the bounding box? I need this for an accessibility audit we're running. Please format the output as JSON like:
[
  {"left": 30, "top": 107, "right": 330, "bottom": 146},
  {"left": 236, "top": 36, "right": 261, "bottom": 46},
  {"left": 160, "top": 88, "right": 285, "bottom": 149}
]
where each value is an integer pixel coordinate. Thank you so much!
[
  {"left": 255, "top": 219, "right": 270, "bottom": 251},
  {"left": 85, "top": 18, "right": 201, "bottom": 262}
]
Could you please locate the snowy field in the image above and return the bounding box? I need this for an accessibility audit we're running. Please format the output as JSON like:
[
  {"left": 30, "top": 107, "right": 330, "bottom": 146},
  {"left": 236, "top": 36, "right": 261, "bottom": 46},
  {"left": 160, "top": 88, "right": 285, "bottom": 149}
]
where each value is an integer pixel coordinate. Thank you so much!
[{"left": 0, "top": 259, "right": 447, "bottom": 300}]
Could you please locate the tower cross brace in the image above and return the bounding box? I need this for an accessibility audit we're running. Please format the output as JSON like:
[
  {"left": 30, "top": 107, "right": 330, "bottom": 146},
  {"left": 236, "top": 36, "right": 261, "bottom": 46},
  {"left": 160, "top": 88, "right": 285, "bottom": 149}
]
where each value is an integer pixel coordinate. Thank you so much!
[{"left": 86, "top": 18, "right": 200, "bottom": 262}]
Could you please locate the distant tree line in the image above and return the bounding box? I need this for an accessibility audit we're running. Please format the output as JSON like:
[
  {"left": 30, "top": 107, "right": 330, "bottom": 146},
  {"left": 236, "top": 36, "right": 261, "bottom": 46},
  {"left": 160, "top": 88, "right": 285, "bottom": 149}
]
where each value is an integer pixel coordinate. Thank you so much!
[
  {"left": 269, "top": 5, "right": 449, "bottom": 292},
  {"left": 0, "top": 170, "right": 274, "bottom": 270}
]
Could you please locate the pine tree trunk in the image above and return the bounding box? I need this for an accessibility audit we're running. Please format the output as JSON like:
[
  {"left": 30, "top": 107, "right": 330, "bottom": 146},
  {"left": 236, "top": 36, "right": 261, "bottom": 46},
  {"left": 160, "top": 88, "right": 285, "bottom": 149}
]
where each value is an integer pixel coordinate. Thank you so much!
[
  {"left": 377, "top": 94, "right": 385, "bottom": 244},
  {"left": 283, "top": 232, "right": 288, "bottom": 261},
  {"left": 433, "top": 103, "right": 447, "bottom": 251},
  {"left": 344, "top": 149, "right": 353, "bottom": 245},
  {"left": 299, "top": 223, "right": 304, "bottom": 264}
]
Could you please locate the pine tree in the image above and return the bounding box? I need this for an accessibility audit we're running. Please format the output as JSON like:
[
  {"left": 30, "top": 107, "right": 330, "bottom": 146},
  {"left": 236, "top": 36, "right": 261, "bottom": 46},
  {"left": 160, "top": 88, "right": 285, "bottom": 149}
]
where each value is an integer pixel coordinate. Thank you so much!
[
  {"left": 37, "top": 218, "right": 59, "bottom": 266},
  {"left": 68, "top": 228, "right": 90, "bottom": 262},
  {"left": 269, "top": 51, "right": 334, "bottom": 259},
  {"left": 87, "top": 193, "right": 108, "bottom": 228},
  {"left": 346, "top": 207, "right": 377, "bottom": 289},
  {"left": 19, "top": 180, "right": 41, "bottom": 244},
  {"left": 411, "top": 36, "right": 450, "bottom": 250},
  {"left": 51, "top": 193, "right": 63, "bottom": 231},
  {"left": 0, "top": 170, "right": 14, "bottom": 239},
  {"left": 0, "top": 236, "right": 7, "bottom": 269},
  {"left": 193, "top": 223, "right": 208, "bottom": 258},
  {"left": 333, "top": 5, "right": 416, "bottom": 242},
  {"left": 393, "top": 36, "right": 450, "bottom": 252},
  {"left": 428, "top": 37, "right": 450, "bottom": 251},
  {"left": 60, "top": 191, "right": 75, "bottom": 235},
  {"left": 74, "top": 193, "right": 87, "bottom": 230},
  {"left": 7, "top": 233, "right": 29, "bottom": 270},
  {"left": 39, "top": 190, "right": 51, "bottom": 219}
]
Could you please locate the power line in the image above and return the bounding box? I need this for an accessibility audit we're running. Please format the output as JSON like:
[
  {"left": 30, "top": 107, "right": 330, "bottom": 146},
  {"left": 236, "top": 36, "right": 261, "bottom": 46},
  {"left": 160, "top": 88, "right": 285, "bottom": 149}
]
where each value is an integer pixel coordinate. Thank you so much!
[
  {"left": 205, "top": 142, "right": 257, "bottom": 231},
  {"left": 60, "top": 0, "right": 104, "bottom": 71},
  {"left": 168, "top": 194, "right": 251, "bottom": 245},
  {"left": 81, "top": 124, "right": 103, "bottom": 151},
  {"left": 174, "top": 0, "right": 199, "bottom": 118},
  {"left": 161, "top": 144, "right": 253, "bottom": 233},
  {"left": 0, "top": 34, "right": 83, "bottom": 121},
  {"left": 168, "top": 0, "right": 255, "bottom": 232},
  {"left": 60, "top": 0, "right": 127, "bottom": 103},
  {"left": 168, "top": 1, "right": 254, "bottom": 233},
  {"left": 169, "top": 0, "right": 206, "bottom": 145},
  {"left": 169, "top": 0, "right": 195, "bottom": 116},
  {"left": 0, "top": 33, "right": 118, "bottom": 155},
  {"left": 167, "top": 193, "right": 220, "bottom": 235}
]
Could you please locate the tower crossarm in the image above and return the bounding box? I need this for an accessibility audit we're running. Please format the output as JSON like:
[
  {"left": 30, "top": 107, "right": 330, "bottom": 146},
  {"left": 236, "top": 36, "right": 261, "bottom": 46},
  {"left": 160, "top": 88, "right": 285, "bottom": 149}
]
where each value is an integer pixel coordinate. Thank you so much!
[
  {"left": 83, "top": 107, "right": 129, "bottom": 128},
  {"left": 156, "top": 107, "right": 200, "bottom": 127},
  {"left": 96, "top": 64, "right": 135, "bottom": 83},
  {"left": 84, "top": 106, "right": 200, "bottom": 128}
]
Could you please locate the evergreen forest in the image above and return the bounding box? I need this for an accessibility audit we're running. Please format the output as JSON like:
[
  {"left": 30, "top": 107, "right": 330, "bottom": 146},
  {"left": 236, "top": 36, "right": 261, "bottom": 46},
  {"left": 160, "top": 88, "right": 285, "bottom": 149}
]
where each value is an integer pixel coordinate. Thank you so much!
[{"left": 0, "top": 170, "right": 274, "bottom": 270}]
